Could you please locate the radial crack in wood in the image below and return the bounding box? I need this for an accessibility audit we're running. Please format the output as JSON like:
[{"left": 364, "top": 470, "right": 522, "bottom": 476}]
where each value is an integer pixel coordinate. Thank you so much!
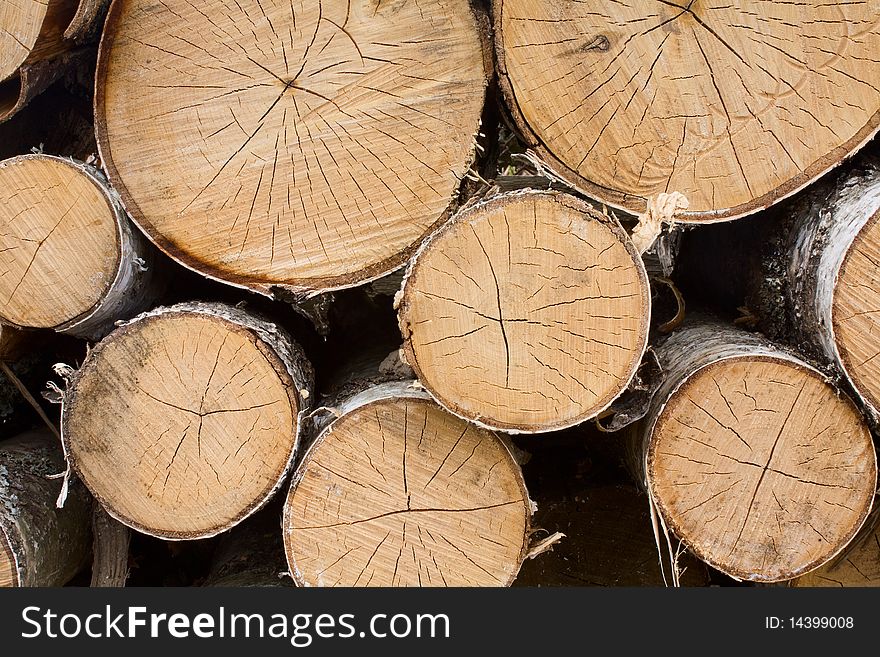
[
  {"left": 95, "top": 0, "right": 490, "bottom": 294},
  {"left": 283, "top": 381, "right": 531, "bottom": 586},
  {"left": 62, "top": 302, "right": 314, "bottom": 540},
  {"left": 639, "top": 320, "right": 876, "bottom": 582},
  {"left": 494, "top": 0, "right": 880, "bottom": 221},
  {"left": 398, "top": 190, "right": 650, "bottom": 433}
]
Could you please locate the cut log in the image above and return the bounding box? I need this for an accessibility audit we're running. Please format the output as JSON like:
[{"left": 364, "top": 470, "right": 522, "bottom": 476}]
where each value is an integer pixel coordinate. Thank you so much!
[
  {"left": 494, "top": 1, "right": 880, "bottom": 221},
  {"left": 95, "top": 0, "right": 490, "bottom": 295},
  {"left": 397, "top": 190, "right": 650, "bottom": 433},
  {"left": 751, "top": 158, "right": 880, "bottom": 422},
  {"left": 0, "top": 429, "right": 91, "bottom": 587},
  {"left": 635, "top": 318, "right": 876, "bottom": 582},
  {"left": 283, "top": 380, "right": 531, "bottom": 586},
  {"left": 0, "top": 154, "right": 163, "bottom": 340},
  {"left": 61, "top": 302, "right": 314, "bottom": 540},
  {"left": 89, "top": 505, "right": 130, "bottom": 587}
]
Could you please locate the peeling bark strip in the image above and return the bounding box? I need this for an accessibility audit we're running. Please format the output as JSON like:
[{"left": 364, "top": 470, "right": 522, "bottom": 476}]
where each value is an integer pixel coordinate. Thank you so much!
[
  {"left": 61, "top": 302, "right": 314, "bottom": 540},
  {"left": 756, "top": 160, "right": 880, "bottom": 421},
  {"left": 0, "top": 155, "right": 163, "bottom": 341},
  {"left": 283, "top": 381, "right": 532, "bottom": 587},
  {"left": 0, "top": 429, "right": 91, "bottom": 587},
  {"left": 636, "top": 319, "right": 876, "bottom": 583},
  {"left": 494, "top": 0, "right": 880, "bottom": 222},
  {"left": 397, "top": 190, "right": 650, "bottom": 433},
  {"left": 95, "top": 0, "right": 490, "bottom": 295},
  {"left": 0, "top": 0, "right": 97, "bottom": 122}
]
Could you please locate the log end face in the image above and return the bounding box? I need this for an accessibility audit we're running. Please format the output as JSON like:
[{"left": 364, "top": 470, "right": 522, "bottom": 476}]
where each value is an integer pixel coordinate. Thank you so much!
[
  {"left": 0, "top": 155, "right": 121, "bottom": 330},
  {"left": 95, "top": 0, "right": 488, "bottom": 293},
  {"left": 647, "top": 356, "right": 876, "bottom": 582},
  {"left": 495, "top": 0, "right": 880, "bottom": 220},
  {"left": 63, "top": 307, "right": 303, "bottom": 540},
  {"left": 399, "top": 191, "right": 650, "bottom": 432},
  {"left": 283, "top": 395, "right": 530, "bottom": 586}
]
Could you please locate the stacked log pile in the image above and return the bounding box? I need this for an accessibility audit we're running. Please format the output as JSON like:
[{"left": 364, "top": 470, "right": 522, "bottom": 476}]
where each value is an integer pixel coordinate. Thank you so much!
[{"left": 0, "top": 0, "right": 878, "bottom": 587}]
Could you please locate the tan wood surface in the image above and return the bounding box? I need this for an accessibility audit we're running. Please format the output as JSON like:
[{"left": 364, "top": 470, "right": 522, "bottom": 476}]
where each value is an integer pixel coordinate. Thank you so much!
[
  {"left": 0, "top": 155, "right": 120, "bottom": 329},
  {"left": 0, "top": 528, "right": 15, "bottom": 587},
  {"left": 834, "top": 207, "right": 880, "bottom": 415},
  {"left": 649, "top": 356, "right": 876, "bottom": 582},
  {"left": 95, "top": 0, "right": 489, "bottom": 293},
  {"left": 284, "top": 393, "right": 530, "bottom": 586},
  {"left": 64, "top": 309, "right": 302, "bottom": 539},
  {"left": 495, "top": 0, "right": 880, "bottom": 221},
  {"left": 399, "top": 191, "right": 649, "bottom": 432}
]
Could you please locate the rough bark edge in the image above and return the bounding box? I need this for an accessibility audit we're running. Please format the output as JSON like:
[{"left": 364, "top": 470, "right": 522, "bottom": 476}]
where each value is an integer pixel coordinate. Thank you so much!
[
  {"left": 0, "top": 430, "right": 92, "bottom": 586},
  {"left": 770, "top": 161, "right": 880, "bottom": 420},
  {"left": 0, "top": 47, "right": 92, "bottom": 124},
  {"left": 60, "top": 301, "right": 315, "bottom": 541},
  {"left": 491, "top": 0, "right": 880, "bottom": 223},
  {"left": 0, "top": 154, "right": 164, "bottom": 340},
  {"left": 396, "top": 188, "right": 652, "bottom": 434},
  {"left": 635, "top": 319, "right": 876, "bottom": 583},
  {"left": 64, "top": 0, "right": 111, "bottom": 42},
  {"left": 752, "top": 159, "right": 880, "bottom": 418},
  {"left": 89, "top": 504, "right": 130, "bottom": 586},
  {"left": 94, "top": 0, "right": 494, "bottom": 297},
  {"left": 282, "top": 380, "right": 533, "bottom": 587}
]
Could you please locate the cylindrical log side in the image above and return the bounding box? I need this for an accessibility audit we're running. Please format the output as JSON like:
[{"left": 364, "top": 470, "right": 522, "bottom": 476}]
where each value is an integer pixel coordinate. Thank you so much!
[
  {"left": 634, "top": 318, "right": 876, "bottom": 582},
  {"left": 0, "top": 429, "right": 91, "bottom": 587}
]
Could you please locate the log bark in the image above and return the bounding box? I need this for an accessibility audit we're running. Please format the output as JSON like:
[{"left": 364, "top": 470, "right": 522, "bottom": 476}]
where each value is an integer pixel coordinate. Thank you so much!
[
  {"left": 750, "top": 157, "right": 880, "bottom": 422},
  {"left": 0, "top": 0, "right": 103, "bottom": 122},
  {"left": 634, "top": 318, "right": 876, "bottom": 583},
  {"left": 397, "top": 189, "right": 650, "bottom": 433},
  {"left": 0, "top": 154, "right": 165, "bottom": 340},
  {"left": 89, "top": 504, "right": 130, "bottom": 587},
  {"left": 494, "top": 1, "right": 880, "bottom": 222},
  {"left": 0, "top": 429, "right": 91, "bottom": 587},
  {"left": 283, "top": 379, "right": 533, "bottom": 587},
  {"left": 61, "top": 301, "right": 314, "bottom": 540},
  {"left": 94, "top": 0, "right": 491, "bottom": 295}
]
